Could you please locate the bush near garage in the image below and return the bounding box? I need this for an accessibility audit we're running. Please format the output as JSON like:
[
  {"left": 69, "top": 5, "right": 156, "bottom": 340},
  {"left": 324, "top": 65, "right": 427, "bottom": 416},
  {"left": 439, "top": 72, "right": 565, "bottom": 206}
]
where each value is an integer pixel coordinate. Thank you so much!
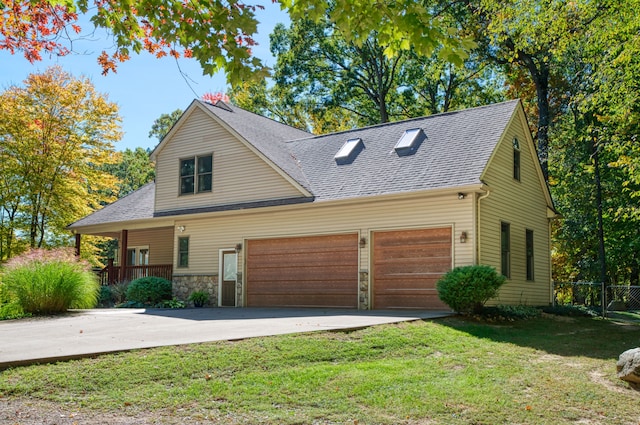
[
  {"left": 125, "top": 276, "right": 173, "bottom": 306},
  {"left": 437, "top": 265, "right": 506, "bottom": 314}
]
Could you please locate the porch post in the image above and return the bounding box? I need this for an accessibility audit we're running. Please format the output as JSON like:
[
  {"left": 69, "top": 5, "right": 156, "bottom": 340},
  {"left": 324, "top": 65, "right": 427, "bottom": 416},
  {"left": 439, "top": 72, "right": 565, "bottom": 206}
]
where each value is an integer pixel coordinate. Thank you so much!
[
  {"left": 119, "top": 229, "right": 128, "bottom": 282},
  {"left": 74, "top": 233, "right": 81, "bottom": 256}
]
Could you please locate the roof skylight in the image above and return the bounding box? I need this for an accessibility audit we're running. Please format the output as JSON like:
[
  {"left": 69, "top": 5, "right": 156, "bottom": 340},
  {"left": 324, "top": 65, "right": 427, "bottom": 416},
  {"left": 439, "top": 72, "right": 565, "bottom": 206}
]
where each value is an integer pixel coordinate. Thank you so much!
[
  {"left": 335, "top": 138, "right": 364, "bottom": 164},
  {"left": 394, "top": 128, "right": 425, "bottom": 155}
]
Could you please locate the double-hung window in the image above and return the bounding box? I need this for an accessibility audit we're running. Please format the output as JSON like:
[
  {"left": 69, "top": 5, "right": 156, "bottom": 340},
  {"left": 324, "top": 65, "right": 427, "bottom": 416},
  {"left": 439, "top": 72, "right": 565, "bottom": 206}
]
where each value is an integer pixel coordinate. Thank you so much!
[
  {"left": 501, "top": 222, "right": 511, "bottom": 278},
  {"left": 180, "top": 155, "right": 212, "bottom": 195},
  {"left": 513, "top": 138, "right": 521, "bottom": 181},
  {"left": 526, "top": 229, "right": 534, "bottom": 281},
  {"left": 178, "top": 237, "right": 189, "bottom": 268}
]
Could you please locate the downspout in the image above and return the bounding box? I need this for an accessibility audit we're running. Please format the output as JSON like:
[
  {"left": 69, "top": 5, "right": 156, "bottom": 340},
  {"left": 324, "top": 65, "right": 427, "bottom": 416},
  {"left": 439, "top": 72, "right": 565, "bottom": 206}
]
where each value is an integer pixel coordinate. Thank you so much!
[{"left": 476, "top": 186, "right": 491, "bottom": 265}]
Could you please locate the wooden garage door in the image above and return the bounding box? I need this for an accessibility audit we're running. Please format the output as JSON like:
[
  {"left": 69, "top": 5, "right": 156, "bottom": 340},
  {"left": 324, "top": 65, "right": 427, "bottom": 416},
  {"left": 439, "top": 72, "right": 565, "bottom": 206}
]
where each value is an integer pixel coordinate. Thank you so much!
[
  {"left": 246, "top": 234, "right": 359, "bottom": 308},
  {"left": 373, "top": 227, "right": 452, "bottom": 309}
]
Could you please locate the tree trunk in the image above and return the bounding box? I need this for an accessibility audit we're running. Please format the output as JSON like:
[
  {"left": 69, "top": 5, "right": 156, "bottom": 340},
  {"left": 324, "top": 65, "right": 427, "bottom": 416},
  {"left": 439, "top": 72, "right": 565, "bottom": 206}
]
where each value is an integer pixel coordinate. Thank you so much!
[
  {"left": 535, "top": 72, "right": 550, "bottom": 181},
  {"left": 591, "top": 133, "right": 607, "bottom": 288}
]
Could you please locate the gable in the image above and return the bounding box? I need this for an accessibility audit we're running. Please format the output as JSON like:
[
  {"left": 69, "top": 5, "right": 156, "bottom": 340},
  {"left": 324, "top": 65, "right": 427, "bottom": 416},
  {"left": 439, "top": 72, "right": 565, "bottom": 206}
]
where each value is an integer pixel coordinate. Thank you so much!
[
  {"left": 153, "top": 106, "right": 307, "bottom": 215},
  {"left": 480, "top": 104, "right": 554, "bottom": 211}
]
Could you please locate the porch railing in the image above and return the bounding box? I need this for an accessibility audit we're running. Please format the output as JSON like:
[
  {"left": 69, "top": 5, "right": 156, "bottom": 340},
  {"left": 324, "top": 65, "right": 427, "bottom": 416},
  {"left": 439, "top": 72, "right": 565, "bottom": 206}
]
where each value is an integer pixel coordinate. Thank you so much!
[{"left": 98, "top": 262, "right": 173, "bottom": 285}]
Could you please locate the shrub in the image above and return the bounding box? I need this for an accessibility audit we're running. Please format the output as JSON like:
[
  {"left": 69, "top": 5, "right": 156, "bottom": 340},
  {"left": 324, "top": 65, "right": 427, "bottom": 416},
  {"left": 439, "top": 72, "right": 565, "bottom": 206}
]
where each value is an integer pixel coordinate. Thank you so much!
[
  {"left": 125, "top": 276, "right": 172, "bottom": 306},
  {"left": 157, "top": 298, "right": 186, "bottom": 308},
  {"left": 98, "top": 285, "right": 112, "bottom": 307},
  {"left": 188, "top": 291, "right": 209, "bottom": 307},
  {"left": 0, "top": 301, "right": 28, "bottom": 320},
  {"left": 480, "top": 305, "right": 542, "bottom": 321},
  {"left": 1, "top": 248, "right": 99, "bottom": 314},
  {"left": 541, "top": 304, "right": 599, "bottom": 317},
  {"left": 116, "top": 300, "right": 146, "bottom": 308},
  {"left": 0, "top": 281, "right": 29, "bottom": 320},
  {"left": 97, "top": 281, "right": 130, "bottom": 307},
  {"left": 437, "top": 265, "right": 506, "bottom": 314}
]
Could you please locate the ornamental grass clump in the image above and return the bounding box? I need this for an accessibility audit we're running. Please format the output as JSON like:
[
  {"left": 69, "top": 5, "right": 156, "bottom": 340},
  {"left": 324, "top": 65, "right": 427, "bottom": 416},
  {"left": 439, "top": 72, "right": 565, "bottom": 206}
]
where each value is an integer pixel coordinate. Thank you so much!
[
  {"left": 1, "top": 248, "right": 99, "bottom": 315},
  {"left": 437, "top": 265, "right": 506, "bottom": 314}
]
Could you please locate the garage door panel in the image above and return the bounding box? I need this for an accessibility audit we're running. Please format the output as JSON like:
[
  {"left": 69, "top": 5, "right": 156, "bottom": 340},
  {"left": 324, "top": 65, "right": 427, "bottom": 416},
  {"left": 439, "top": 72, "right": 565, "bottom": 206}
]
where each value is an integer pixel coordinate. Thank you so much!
[
  {"left": 248, "top": 275, "right": 356, "bottom": 288},
  {"left": 247, "top": 294, "right": 356, "bottom": 308},
  {"left": 373, "top": 227, "right": 451, "bottom": 309},
  {"left": 375, "top": 292, "right": 444, "bottom": 309},
  {"left": 375, "top": 228, "right": 451, "bottom": 246},
  {"left": 247, "top": 234, "right": 358, "bottom": 308},
  {"left": 248, "top": 236, "right": 355, "bottom": 254},
  {"left": 248, "top": 280, "right": 356, "bottom": 294},
  {"left": 375, "top": 260, "right": 452, "bottom": 275},
  {"left": 379, "top": 244, "right": 452, "bottom": 259},
  {"left": 375, "top": 276, "right": 441, "bottom": 292},
  {"left": 248, "top": 265, "right": 356, "bottom": 278},
  {"left": 248, "top": 251, "right": 358, "bottom": 267}
]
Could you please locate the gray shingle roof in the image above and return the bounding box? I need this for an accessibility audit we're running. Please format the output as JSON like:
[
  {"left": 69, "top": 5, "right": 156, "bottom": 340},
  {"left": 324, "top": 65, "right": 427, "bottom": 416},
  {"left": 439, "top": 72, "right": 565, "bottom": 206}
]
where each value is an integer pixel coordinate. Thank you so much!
[
  {"left": 286, "top": 100, "right": 520, "bottom": 201},
  {"left": 199, "top": 100, "right": 314, "bottom": 192},
  {"left": 70, "top": 100, "right": 520, "bottom": 228},
  {"left": 69, "top": 182, "right": 155, "bottom": 228}
]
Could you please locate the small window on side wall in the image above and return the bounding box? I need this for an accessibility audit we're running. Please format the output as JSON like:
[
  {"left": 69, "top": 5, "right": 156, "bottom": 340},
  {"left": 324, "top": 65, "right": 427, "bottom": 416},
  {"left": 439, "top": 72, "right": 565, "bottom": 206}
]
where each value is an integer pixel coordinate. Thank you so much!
[
  {"left": 178, "top": 237, "right": 189, "bottom": 268},
  {"left": 526, "top": 229, "right": 534, "bottom": 281},
  {"left": 501, "top": 222, "right": 510, "bottom": 278},
  {"left": 513, "top": 138, "right": 521, "bottom": 181}
]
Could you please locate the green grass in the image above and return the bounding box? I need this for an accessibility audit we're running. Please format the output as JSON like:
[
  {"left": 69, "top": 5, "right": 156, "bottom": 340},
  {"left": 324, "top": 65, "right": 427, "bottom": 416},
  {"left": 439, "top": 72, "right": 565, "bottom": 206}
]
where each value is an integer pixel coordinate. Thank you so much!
[{"left": 1, "top": 315, "right": 639, "bottom": 424}]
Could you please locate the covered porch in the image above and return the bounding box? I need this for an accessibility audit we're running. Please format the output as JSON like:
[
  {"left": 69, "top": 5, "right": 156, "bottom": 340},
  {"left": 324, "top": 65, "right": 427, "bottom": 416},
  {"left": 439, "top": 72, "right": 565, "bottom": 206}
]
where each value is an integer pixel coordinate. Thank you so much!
[
  {"left": 74, "top": 226, "right": 175, "bottom": 285},
  {"left": 97, "top": 260, "right": 174, "bottom": 285}
]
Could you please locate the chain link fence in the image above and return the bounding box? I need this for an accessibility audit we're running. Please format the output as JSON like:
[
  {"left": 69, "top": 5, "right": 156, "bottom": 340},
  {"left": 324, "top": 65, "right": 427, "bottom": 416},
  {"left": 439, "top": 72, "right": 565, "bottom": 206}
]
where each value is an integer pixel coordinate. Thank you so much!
[
  {"left": 608, "top": 285, "right": 640, "bottom": 311},
  {"left": 553, "top": 281, "right": 640, "bottom": 315}
]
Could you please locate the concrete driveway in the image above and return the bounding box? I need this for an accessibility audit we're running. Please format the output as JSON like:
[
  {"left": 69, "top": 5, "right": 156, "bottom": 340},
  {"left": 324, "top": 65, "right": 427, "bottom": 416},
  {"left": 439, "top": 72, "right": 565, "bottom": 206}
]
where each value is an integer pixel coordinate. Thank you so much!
[{"left": 0, "top": 308, "right": 452, "bottom": 369}]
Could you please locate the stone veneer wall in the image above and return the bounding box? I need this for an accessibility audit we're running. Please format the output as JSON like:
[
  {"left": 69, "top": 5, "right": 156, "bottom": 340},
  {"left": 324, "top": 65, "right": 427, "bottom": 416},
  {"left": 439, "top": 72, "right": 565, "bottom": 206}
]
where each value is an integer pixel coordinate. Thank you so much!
[
  {"left": 235, "top": 272, "right": 243, "bottom": 307},
  {"left": 359, "top": 270, "right": 369, "bottom": 310},
  {"left": 173, "top": 274, "right": 218, "bottom": 307}
]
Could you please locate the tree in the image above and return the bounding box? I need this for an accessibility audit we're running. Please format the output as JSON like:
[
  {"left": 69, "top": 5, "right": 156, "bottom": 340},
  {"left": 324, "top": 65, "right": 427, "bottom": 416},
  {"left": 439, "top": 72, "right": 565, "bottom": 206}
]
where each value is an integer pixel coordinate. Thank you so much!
[
  {"left": 235, "top": 15, "right": 503, "bottom": 131},
  {"left": 231, "top": 79, "right": 359, "bottom": 134},
  {"left": 270, "top": 20, "right": 405, "bottom": 126},
  {"left": 1, "top": 0, "right": 473, "bottom": 85},
  {"left": 462, "top": 0, "right": 611, "bottom": 180},
  {"left": 148, "top": 109, "right": 183, "bottom": 142},
  {"left": 103, "top": 148, "right": 155, "bottom": 198},
  {"left": 548, "top": 0, "right": 640, "bottom": 285},
  {"left": 0, "top": 66, "right": 121, "bottom": 259}
]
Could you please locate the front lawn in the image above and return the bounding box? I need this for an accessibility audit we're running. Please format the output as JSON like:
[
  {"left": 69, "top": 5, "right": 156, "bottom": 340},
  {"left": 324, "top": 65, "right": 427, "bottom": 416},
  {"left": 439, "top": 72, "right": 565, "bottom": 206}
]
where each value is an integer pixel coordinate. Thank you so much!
[{"left": 1, "top": 314, "right": 639, "bottom": 424}]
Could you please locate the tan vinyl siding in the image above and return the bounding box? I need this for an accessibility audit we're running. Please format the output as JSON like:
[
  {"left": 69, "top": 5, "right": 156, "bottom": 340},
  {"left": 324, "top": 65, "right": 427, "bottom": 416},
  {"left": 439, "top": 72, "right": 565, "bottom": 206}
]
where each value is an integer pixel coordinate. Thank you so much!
[
  {"left": 479, "top": 110, "right": 552, "bottom": 305},
  {"left": 127, "top": 227, "right": 174, "bottom": 265},
  {"left": 171, "top": 192, "right": 474, "bottom": 282},
  {"left": 154, "top": 108, "right": 303, "bottom": 213}
]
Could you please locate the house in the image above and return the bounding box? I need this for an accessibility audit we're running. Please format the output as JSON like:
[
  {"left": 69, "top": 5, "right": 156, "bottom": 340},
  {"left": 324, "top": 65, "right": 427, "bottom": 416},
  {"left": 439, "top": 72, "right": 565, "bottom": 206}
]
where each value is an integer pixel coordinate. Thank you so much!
[{"left": 69, "top": 99, "right": 556, "bottom": 309}]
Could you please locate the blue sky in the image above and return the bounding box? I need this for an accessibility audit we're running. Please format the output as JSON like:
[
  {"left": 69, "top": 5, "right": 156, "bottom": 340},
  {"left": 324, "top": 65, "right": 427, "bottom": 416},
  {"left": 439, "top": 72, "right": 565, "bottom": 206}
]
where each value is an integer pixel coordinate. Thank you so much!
[{"left": 0, "top": 1, "right": 287, "bottom": 151}]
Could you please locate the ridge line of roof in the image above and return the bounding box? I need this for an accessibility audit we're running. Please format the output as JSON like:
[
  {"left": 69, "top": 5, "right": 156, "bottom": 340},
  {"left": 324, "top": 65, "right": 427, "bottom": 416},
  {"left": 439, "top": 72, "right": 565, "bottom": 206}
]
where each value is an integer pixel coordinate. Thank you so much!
[
  {"left": 283, "top": 99, "right": 521, "bottom": 143},
  {"left": 200, "top": 99, "right": 312, "bottom": 136}
]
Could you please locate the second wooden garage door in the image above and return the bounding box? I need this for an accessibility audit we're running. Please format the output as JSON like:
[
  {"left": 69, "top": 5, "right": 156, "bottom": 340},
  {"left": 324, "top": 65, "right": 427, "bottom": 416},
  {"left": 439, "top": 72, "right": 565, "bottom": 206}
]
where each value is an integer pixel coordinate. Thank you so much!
[
  {"left": 373, "top": 227, "right": 452, "bottom": 309},
  {"left": 246, "top": 234, "right": 359, "bottom": 308}
]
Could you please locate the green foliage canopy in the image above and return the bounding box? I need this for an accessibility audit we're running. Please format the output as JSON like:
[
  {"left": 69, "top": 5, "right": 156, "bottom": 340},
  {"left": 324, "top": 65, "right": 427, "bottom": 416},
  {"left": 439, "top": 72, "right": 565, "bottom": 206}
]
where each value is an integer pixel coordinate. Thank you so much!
[
  {"left": 2, "top": 0, "right": 474, "bottom": 86},
  {"left": 0, "top": 66, "right": 121, "bottom": 260}
]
